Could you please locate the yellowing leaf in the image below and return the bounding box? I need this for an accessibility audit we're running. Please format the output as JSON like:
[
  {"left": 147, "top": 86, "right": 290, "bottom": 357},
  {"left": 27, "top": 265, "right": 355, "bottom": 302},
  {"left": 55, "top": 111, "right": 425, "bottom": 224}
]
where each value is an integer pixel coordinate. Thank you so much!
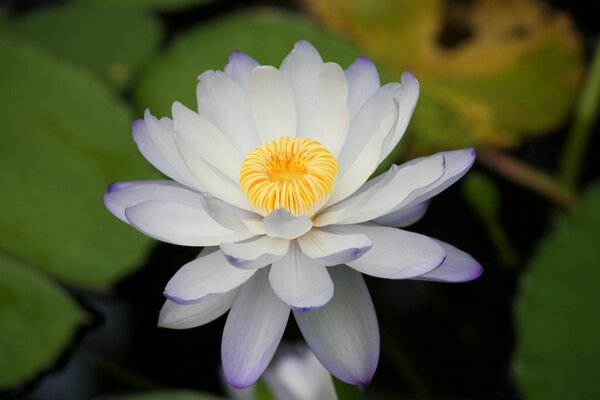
[{"left": 303, "top": 0, "right": 584, "bottom": 155}]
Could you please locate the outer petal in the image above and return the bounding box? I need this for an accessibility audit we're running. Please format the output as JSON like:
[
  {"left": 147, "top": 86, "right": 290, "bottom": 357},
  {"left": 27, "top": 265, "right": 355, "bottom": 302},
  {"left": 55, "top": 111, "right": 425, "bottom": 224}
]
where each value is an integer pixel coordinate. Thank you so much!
[
  {"left": 269, "top": 243, "right": 334, "bottom": 311},
  {"left": 158, "top": 289, "right": 239, "bottom": 329},
  {"left": 373, "top": 201, "right": 430, "bottom": 227},
  {"left": 378, "top": 72, "right": 420, "bottom": 162},
  {"left": 400, "top": 148, "right": 476, "bottom": 207},
  {"left": 133, "top": 110, "right": 200, "bottom": 189},
  {"left": 104, "top": 179, "right": 201, "bottom": 223},
  {"left": 327, "top": 85, "right": 401, "bottom": 205},
  {"left": 124, "top": 200, "right": 254, "bottom": 246},
  {"left": 332, "top": 72, "right": 419, "bottom": 205},
  {"left": 172, "top": 101, "right": 242, "bottom": 181},
  {"left": 314, "top": 154, "right": 445, "bottom": 226},
  {"left": 249, "top": 66, "right": 297, "bottom": 142},
  {"left": 414, "top": 240, "right": 483, "bottom": 282},
  {"left": 345, "top": 56, "right": 380, "bottom": 119},
  {"left": 297, "top": 228, "right": 372, "bottom": 266},
  {"left": 222, "top": 268, "right": 290, "bottom": 388},
  {"left": 263, "top": 209, "right": 313, "bottom": 240},
  {"left": 196, "top": 70, "right": 260, "bottom": 154},
  {"left": 294, "top": 267, "right": 379, "bottom": 386},
  {"left": 224, "top": 50, "right": 259, "bottom": 90},
  {"left": 335, "top": 224, "right": 446, "bottom": 279},
  {"left": 164, "top": 250, "right": 256, "bottom": 304},
  {"left": 221, "top": 235, "right": 290, "bottom": 269}
]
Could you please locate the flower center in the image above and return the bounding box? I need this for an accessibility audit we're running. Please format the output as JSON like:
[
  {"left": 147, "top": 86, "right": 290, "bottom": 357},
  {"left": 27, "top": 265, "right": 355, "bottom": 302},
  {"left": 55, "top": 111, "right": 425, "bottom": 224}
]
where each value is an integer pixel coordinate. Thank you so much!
[{"left": 240, "top": 136, "right": 338, "bottom": 216}]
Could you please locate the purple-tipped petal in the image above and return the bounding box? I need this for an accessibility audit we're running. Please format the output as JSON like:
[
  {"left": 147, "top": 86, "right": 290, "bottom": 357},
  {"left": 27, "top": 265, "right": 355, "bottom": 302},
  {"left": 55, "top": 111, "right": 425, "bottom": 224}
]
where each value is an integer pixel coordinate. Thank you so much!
[
  {"left": 222, "top": 268, "right": 290, "bottom": 388},
  {"left": 103, "top": 180, "right": 201, "bottom": 223},
  {"left": 345, "top": 56, "right": 380, "bottom": 119},
  {"left": 294, "top": 267, "right": 379, "bottom": 386},
  {"left": 335, "top": 224, "right": 446, "bottom": 279},
  {"left": 124, "top": 200, "right": 254, "bottom": 246},
  {"left": 164, "top": 250, "right": 256, "bottom": 305},
  {"left": 158, "top": 289, "right": 239, "bottom": 329},
  {"left": 373, "top": 201, "right": 430, "bottom": 227},
  {"left": 297, "top": 228, "right": 372, "bottom": 266},
  {"left": 414, "top": 240, "right": 483, "bottom": 282},
  {"left": 269, "top": 243, "right": 334, "bottom": 310},
  {"left": 224, "top": 50, "right": 260, "bottom": 89}
]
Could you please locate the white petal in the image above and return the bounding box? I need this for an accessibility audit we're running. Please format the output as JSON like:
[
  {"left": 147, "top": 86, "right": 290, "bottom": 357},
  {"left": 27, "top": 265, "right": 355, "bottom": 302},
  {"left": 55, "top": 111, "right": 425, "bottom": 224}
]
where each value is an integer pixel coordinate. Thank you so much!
[
  {"left": 196, "top": 70, "right": 260, "bottom": 154},
  {"left": 175, "top": 133, "right": 253, "bottom": 211},
  {"left": 331, "top": 72, "right": 419, "bottom": 204},
  {"left": 307, "top": 62, "right": 349, "bottom": 156},
  {"left": 224, "top": 50, "right": 260, "bottom": 90},
  {"left": 334, "top": 224, "right": 445, "bottom": 279},
  {"left": 263, "top": 209, "right": 313, "bottom": 240},
  {"left": 345, "top": 56, "right": 380, "bottom": 119},
  {"left": 249, "top": 66, "right": 297, "bottom": 142},
  {"left": 280, "top": 40, "right": 323, "bottom": 138},
  {"left": 379, "top": 72, "right": 420, "bottom": 162},
  {"left": 314, "top": 154, "right": 445, "bottom": 226},
  {"left": 164, "top": 250, "right": 256, "bottom": 304},
  {"left": 221, "top": 235, "right": 290, "bottom": 269},
  {"left": 158, "top": 289, "right": 238, "bottom": 329},
  {"left": 104, "top": 180, "right": 201, "bottom": 223},
  {"left": 222, "top": 268, "right": 290, "bottom": 388},
  {"left": 264, "top": 348, "right": 337, "bottom": 400},
  {"left": 172, "top": 101, "right": 242, "bottom": 181},
  {"left": 373, "top": 201, "right": 430, "bottom": 227},
  {"left": 414, "top": 239, "right": 483, "bottom": 282},
  {"left": 294, "top": 267, "right": 379, "bottom": 385},
  {"left": 327, "top": 85, "right": 401, "bottom": 205},
  {"left": 124, "top": 201, "right": 254, "bottom": 246},
  {"left": 401, "top": 148, "right": 476, "bottom": 207},
  {"left": 269, "top": 243, "right": 334, "bottom": 311},
  {"left": 297, "top": 228, "right": 372, "bottom": 266},
  {"left": 132, "top": 110, "right": 200, "bottom": 189},
  {"left": 199, "top": 193, "right": 262, "bottom": 234}
]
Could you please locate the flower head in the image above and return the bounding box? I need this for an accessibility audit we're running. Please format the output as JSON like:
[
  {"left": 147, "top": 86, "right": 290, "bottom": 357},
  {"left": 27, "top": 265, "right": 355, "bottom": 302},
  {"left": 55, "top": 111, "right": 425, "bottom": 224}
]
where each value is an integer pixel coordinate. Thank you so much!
[{"left": 104, "top": 41, "right": 482, "bottom": 389}]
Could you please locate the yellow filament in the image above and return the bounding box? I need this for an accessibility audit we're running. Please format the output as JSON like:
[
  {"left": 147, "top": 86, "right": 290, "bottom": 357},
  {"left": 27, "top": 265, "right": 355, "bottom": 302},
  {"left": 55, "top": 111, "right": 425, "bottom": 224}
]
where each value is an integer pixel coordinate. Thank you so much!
[{"left": 240, "top": 136, "right": 338, "bottom": 216}]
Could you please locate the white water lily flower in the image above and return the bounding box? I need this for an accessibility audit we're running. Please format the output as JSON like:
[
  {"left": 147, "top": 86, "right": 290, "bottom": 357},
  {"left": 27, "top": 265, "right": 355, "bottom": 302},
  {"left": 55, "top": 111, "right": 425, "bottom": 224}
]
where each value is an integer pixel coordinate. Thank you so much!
[{"left": 104, "top": 40, "right": 482, "bottom": 389}]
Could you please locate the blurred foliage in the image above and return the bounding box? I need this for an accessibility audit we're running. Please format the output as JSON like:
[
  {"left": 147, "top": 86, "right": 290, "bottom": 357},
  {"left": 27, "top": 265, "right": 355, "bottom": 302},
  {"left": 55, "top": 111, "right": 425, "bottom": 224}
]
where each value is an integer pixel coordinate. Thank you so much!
[
  {"left": 0, "top": 35, "right": 156, "bottom": 288},
  {"left": 0, "top": 253, "right": 85, "bottom": 388},
  {"left": 302, "top": 0, "right": 584, "bottom": 156},
  {"left": 1, "top": 4, "right": 162, "bottom": 89},
  {"left": 514, "top": 182, "right": 600, "bottom": 399},
  {"left": 136, "top": 10, "right": 361, "bottom": 116},
  {"left": 101, "top": 391, "right": 226, "bottom": 400},
  {"left": 0, "top": 29, "right": 156, "bottom": 390},
  {"left": 76, "top": 0, "right": 216, "bottom": 12}
]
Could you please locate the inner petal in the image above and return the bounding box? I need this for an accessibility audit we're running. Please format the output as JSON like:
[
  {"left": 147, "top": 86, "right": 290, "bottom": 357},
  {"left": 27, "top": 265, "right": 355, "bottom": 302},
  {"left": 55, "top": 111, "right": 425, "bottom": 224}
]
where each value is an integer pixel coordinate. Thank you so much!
[{"left": 239, "top": 136, "right": 338, "bottom": 216}]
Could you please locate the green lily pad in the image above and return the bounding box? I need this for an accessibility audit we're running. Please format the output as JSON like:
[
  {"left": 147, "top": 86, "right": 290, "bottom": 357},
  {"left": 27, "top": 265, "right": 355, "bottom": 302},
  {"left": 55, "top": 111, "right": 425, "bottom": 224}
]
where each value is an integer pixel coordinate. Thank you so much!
[
  {"left": 2, "top": 4, "right": 161, "bottom": 88},
  {"left": 135, "top": 10, "right": 361, "bottom": 116},
  {"left": 75, "top": 0, "right": 216, "bottom": 12},
  {"left": 303, "top": 0, "right": 583, "bottom": 155},
  {"left": 514, "top": 182, "right": 600, "bottom": 399},
  {"left": 0, "top": 36, "right": 156, "bottom": 288},
  {"left": 0, "top": 253, "right": 86, "bottom": 389}
]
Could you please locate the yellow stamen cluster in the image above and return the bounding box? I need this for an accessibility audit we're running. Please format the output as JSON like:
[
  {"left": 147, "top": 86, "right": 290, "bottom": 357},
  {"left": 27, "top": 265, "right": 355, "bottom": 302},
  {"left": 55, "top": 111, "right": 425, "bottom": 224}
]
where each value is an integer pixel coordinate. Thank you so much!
[{"left": 240, "top": 136, "right": 338, "bottom": 216}]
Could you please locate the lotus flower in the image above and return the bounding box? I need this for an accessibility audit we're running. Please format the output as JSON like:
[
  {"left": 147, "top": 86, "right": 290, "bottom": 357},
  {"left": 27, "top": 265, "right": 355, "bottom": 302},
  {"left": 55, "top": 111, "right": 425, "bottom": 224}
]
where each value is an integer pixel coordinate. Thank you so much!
[{"left": 104, "top": 40, "right": 482, "bottom": 388}]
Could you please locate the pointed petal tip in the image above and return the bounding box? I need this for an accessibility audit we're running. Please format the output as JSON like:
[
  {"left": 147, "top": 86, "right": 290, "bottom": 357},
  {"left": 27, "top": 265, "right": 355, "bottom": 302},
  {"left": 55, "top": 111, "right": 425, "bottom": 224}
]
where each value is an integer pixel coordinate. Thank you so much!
[
  {"left": 162, "top": 290, "right": 214, "bottom": 305},
  {"left": 401, "top": 70, "right": 418, "bottom": 83}
]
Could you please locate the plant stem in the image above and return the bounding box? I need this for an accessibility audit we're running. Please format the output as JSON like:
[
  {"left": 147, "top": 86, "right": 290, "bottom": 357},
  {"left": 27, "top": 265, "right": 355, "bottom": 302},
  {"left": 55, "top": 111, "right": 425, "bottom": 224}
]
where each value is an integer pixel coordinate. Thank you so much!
[
  {"left": 559, "top": 40, "right": 600, "bottom": 189},
  {"left": 478, "top": 148, "right": 578, "bottom": 208}
]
